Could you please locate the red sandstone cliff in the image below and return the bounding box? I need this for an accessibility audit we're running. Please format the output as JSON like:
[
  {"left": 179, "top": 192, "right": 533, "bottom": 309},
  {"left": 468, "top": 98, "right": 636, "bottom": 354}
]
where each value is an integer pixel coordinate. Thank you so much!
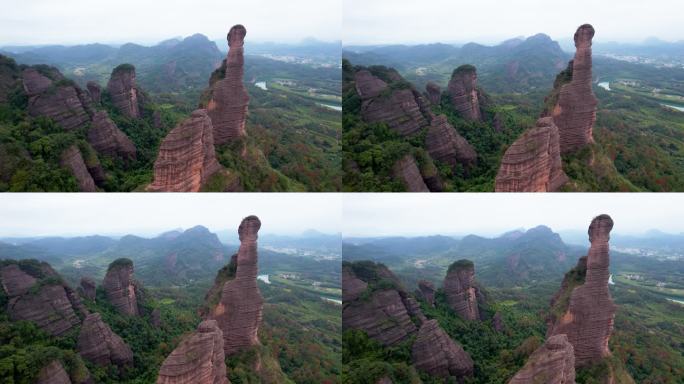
[
  {"left": 77, "top": 312, "right": 133, "bottom": 368},
  {"left": 425, "top": 115, "right": 477, "bottom": 171},
  {"left": 447, "top": 65, "right": 484, "bottom": 121},
  {"left": 103, "top": 258, "right": 140, "bottom": 316},
  {"left": 392, "top": 155, "right": 430, "bottom": 192},
  {"left": 107, "top": 64, "right": 143, "bottom": 119},
  {"left": 508, "top": 334, "right": 576, "bottom": 384},
  {"left": 412, "top": 319, "right": 474, "bottom": 383},
  {"left": 443, "top": 260, "right": 481, "bottom": 321},
  {"left": 87, "top": 111, "right": 137, "bottom": 162}
]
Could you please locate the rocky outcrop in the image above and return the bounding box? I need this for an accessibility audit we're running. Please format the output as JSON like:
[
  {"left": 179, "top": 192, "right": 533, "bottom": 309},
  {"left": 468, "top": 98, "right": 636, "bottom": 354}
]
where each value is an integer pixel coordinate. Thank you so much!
[
  {"left": 546, "top": 24, "right": 597, "bottom": 153},
  {"left": 495, "top": 117, "right": 568, "bottom": 192},
  {"left": 508, "top": 334, "right": 576, "bottom": 384},
  {"left": 425, "top": 115, "right": 477, "bottom": 171},
  {"left": 547, "top": 214, "right": 616, "bottom": 366},
  {"left": 355, "top": 70, "right": 430, "bottom": 136},
  {"left": 443, "top": 260, "right": 481, "bottom": 321},
  {"left": 77, "top": 313, "right": 133, "bottom": 367},
  {"left": 392, "top": 155, "right": 429, "bottom": 192},
  {"left": 36, "top": 360, "right": 72, "bottom": 384},
  {"left": 412, "top": 319, "right": 474, "bottom": 382},
  {"left": 417, "top": 280, "right": 436, "bottom": 307},
  {"left": 107, "top": 64, "right": 143, "bottom": 119},
  {"left": 87, "top": 81, "right": 101, "bottom": 104},
  {"left": 208, "top": 216, "right": 263, "bottom": 356},
  {"left": 425, "top": 82, "right": 441, "bottom": 105},
  {"left": 447, "top": 65, "right": 483, "bottom": 121},
  {"left": 0, "top": 264, "right": 37, "bottom": 296},
  {"left": 60, "top": 145, "right": 97, "bottom": 192},
  {"left": 147, "top": 109, "right": 223, "bottom": 192},
  {"left": 156, "top": 320, "right": 228, "bottom": 384},
  {"left": 103, "top": 258, "right": 140, "bottom": 316},
  {"left": 80, "top": 277, "right": 97, "bottom": 301},
  {"left": 24, "top": 70, "right": 92, "bottom": 131},
  {"left": 206, "top": 25, "right": 249, "bottom": 144},
  {"left": 87, "top": 111, "right": 137, "bottom": 161}
]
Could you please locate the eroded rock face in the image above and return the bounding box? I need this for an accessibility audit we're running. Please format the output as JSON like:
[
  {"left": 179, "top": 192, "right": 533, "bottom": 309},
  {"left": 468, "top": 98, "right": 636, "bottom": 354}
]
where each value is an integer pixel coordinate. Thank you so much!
[
  {"left": 207, "top": 25, "right": 249, "bottom": 144},
  {"left": 495, "top": 117, "right": 568, "bottom": 192},
  {"left": 22, "top": 68, "right": 54, "bottom": 95},
  {"left": 87, "top": 111, "right": 137, "bottom": 161},
  {"left": 0, "top": 264, "right": 37, "bottom": 296},
  {"left": 8, "top": 283, "right": 82, "bottom": 336},
  {"left": 147, "top": 109, "right": 223, "bottom": 192},
  {"left": 80, "top": 277, "right": 96, "bottom": 301},
  {"left": 103, "top": 259, "right": 140, "bottom": 316},
  {"left": 443, "top": 260, "right": 480, "bottom": 321},
  {"left": 508, "top": 334, "right": 576, "bottom": 384},
  {"left": 36, "top": 360, "right": 72, "bottom": 384},
  {"left": 77, "top": 313, "right": 133, "bottom": 367},
  {"left": 209, "top": 215, "right": 263, "bottom": 356},
  {"left": 425, "top": 82, "right": 441, "bottom": 105},
  {"left": 107, "top": 64, "right": 142, "bottom": 118},
  {"left": 156, "top": 320, "right": 228, "bottom": 384},
  {"left": 87, "top": 81, "right": 101, "bottom": 104},
  {"left": 447, "top": 65, "right": 483, "bottom": 121},
  {"left": 355, "top": 70, "right": 430, "bottom": 136},
  {"left": 412, "top": 319, "right": 474, "bottom": 382},
  {"left": 392, "top": 155, "right": 429, "bottom": 192},
  {"left": 548, "top": 24, "right": 597, "bottom": 153},
  {"left": 547, "top": 214, "right": 616, "bottom": 366},
  {"left": 24, "top": 70, "right": 91, "bottom": 131},
  {"left": 60, "top": 145, "right": 97, "bottom": 192},
  {"left": 425, "top": 115, "right": 477, "bottom": 171},
  {"left": 417, "top": 280, "right": 436, "bottom": 307}
]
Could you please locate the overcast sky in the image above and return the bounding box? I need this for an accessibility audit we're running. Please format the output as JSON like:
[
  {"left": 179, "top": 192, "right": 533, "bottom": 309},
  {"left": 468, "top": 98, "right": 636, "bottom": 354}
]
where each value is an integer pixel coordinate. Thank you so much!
[
  {"left": 0, "top": 0, "right": 341, "bottom": 46},
  {"left": 0, "top": 194, "right": 341, "bottom": 238},
  {"left": 343, "top": 194, "right": 684, "bottom": 237},
  {"left": 344, "top": 0, "right": 683, "bottom": 45}
]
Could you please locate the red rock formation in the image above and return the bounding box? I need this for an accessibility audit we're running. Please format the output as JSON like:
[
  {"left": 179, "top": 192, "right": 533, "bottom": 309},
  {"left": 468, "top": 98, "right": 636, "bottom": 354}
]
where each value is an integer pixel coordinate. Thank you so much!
[
  {"left": 87, "top": 111, "right": 137, "bottom": 161},
  {"left": 417, "top": 280, "right": 436, "bottom": 307},
  {"left": 103, "top": 258, "right": 140, "bottom": 316},
  {"left": 8, "top": 283, "right": 82, "bottom": 336},
  {"left": 107, "top": 64, "right": 142, "bottom": 118},
  {"left": 36, "top": 360, "right": 72, "bottom": 384},
  {"left": 86, "top": 81, "right": 101, "bottom": 104},
  {"left": 495, "top": 117, "right": 568, "bottom": 192},
  {"left": 508, "top": 334, "right": 576, "bottom": 384},
  {"left": 342, "top": 266, "right": 368, "bottom": 303},
  {"left": 80, "top": 277, "right": 97, "bottom": 301},
  {"left": 355, "top": 70, "right": 430, "bottom": 136},
  {"left": 22, "top": 68, "right": 54, "bottom": 95},
  {"left": 156, "top": 320, "right": 228, "bottom": 384},
  {"left": 77, "top": 313, "right": 133, "bottom": 367},
  {"left": 60, "top": 145, "right": 97, "bottom": 192},
  {"left": 547, "top": 214, "right": 616, "bottom": 366},
  {"left": 548, "top": 24, "right": 597, "bottom": 153},
  {"left": 447, "top": 65, "right": 483, "bottom": 121},
  {"left": 412, "top": 319, "right": 474, "bottom": 382},
  {"left": 147, "top": 109, "right": 223, "bottom": 192},
  {"left": 425, "top": 82, "right": 441, "bottom": 105},
  {"left": 209, "top": 215, "right": 263, "bottom": 356},
  {"left": 24, "top": 72, "right": 92, "bottom": 131},
  {"left": 207, "top": 25, "right": 249, "bottom": 144},
  {"left": 425, "top": 115, "right": 477, "bottom": 171},
  {"left": 392, "top": 155, "right": 429, "bottom": 192},
  {"left": 0, "top": 264, "right": 37, "bottom": 296},
  {"left": 443, "top": 260, "right": 480, "bottom": 321}
]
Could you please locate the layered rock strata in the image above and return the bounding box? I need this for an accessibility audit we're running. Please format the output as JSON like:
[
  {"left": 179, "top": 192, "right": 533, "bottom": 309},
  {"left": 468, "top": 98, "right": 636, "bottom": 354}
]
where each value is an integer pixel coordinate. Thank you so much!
[
  {"left": 80, "top": 277, "right": 97, "bottom": 301},
  {"left": 23, "top": 69, "right": 91, "bottom": 131},
  {"left": 86, "top": 81, "right": 101, "bottom": 104},
  {"left": 156, "top": 320, "right": 228, "bottom": 384},
  {"left": 495, "top": 117, "right": 568, "bottom": 192},
  {"left": 107, "top": 64, "right": 143, "bottom": 118},
  {"left": 36, "top": 360, "right": 72, "bottom": 384},
  {"left": 412, "top": 319, "right": 474, "bottom": 382},
  {"left": 547, "top": 214, "right": 616, "bottom": 366},
  {"left": 547, "top": 24, "right": 597, "bottom": 153},
  {"left": 508, "top": 334, "right": 576, "bottom": 384},
  {"left": 447, "top": 65, "right": 483, "bottom": 121},
  {"left": 207, "top": 25, "right": 249, "bottom": 144},
  {"left": 87, "top": 111, "right": 137, "bottom": 161},
  {"left": 417, "top": 280, "right": 436, "bottom": 307},
  {"left": 103, "top": 258, "right": 140, "bottom": 316},
  {"left": 209, "top": 216, "right": 263, "bottom": 356},
  {"left": 425, "top": 82, "right": 442, "bottom": 105},
  {"left": 60, "top": 145, "right": 97, "bottom": 192},
  {"left": 392, "top": 155, "right": 429, "bottom": 192},
  {"left": 425, "top": 115, "right": 477, "bottom": 171},
  {"left": 443, "top": 260, "right": 481, "bottom": 321},
  {"left": 147, "top": 109, "right": 223, "bottom": 192},
  {"left": 77, "top": 313, "right": 133, "bottom": 367},
  {"left": 355, "top": 70, "right": 430, "bottom": 136}
]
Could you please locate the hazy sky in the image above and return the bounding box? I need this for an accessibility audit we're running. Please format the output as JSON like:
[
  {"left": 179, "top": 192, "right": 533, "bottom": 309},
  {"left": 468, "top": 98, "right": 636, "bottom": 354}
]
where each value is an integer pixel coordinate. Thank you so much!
[
  {"left": 0, "top": 0, "right": 341, "bottom": 46},
  {"left": 344, "top": 0, "right": 683, "bottom": 45},
  {"left": 0, "top": 194, "right": 341, "bottom": 238},
  {"left": 343, "top": 194, "right": 684, "bottom": 237}
]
